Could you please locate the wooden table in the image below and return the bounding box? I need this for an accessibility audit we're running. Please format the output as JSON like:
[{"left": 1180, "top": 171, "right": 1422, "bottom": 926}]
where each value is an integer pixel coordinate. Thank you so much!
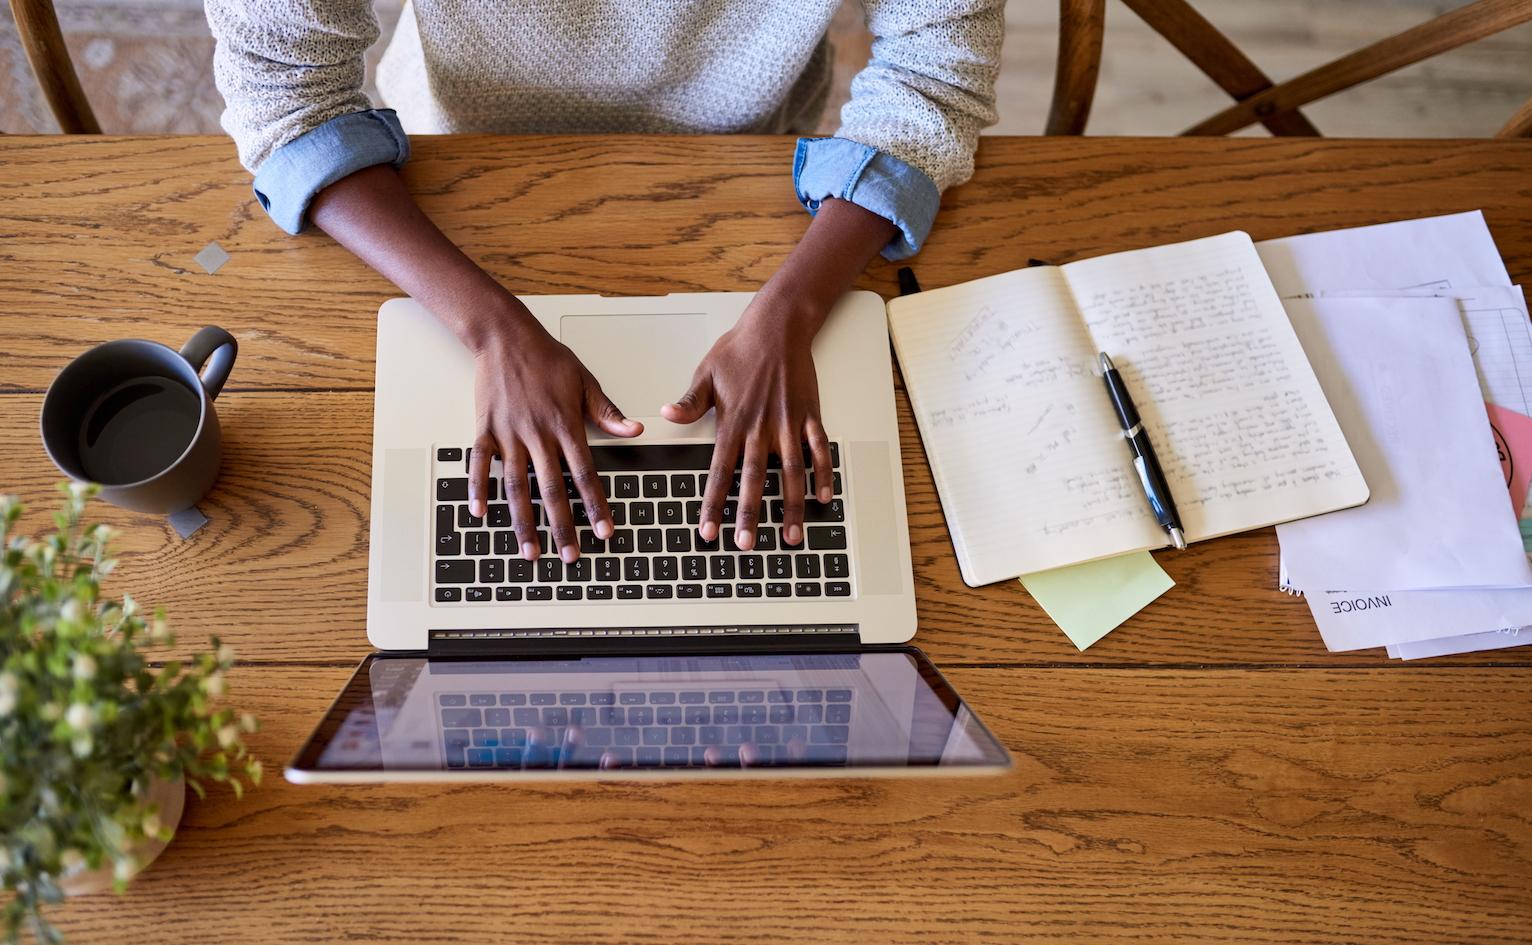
[{"left": 3, "top": 135, "right": 1531, "bottom": 943}]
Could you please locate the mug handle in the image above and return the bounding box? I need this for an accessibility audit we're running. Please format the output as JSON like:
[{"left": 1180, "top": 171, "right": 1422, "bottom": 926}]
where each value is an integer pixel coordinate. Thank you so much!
[{"left": 179, "top": 326, "right": 239, "bottom": 401}]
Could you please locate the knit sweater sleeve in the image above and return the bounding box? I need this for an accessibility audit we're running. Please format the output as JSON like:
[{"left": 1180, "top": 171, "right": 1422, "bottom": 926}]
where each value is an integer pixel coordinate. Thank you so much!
[{"left": 844, "top": 0, "right": 1005, "bottom": 192}]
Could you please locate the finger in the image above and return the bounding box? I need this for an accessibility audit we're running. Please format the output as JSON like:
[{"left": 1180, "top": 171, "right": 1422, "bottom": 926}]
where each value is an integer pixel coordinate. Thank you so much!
[
  {"left": 734, "top": 436, "right": 769, "bottom": 552},
  {"left": 498, "top": 436, "right": 540, "bottom": 560},
  {"left": 599, "top": 750, "right": 622, "bottom": 771},
  {"left": 698, "top": 430, "right": 742, "bottom": 542},
  {"left": 585, "top": 378, "right": 644, "bottom": 438},
  {"left": 468, "top": 432, "right": 496, "bottom": 518},
  {"left": 739, "top": 741, "right": 762, "bottom": 768},
  {"left": 805, "top": 414, "right": 834, "bottom": 505},
  {"left": 531, "top": 443, "right": 579, "bottom": 563},
  {"left": 661, "top": 373, "right": 715, "bottom": 425},
  {"left": 558, "top": 724, "right": 584, "bottom": 771},
  {"left": 779, "top": 430, "right": 807, "bottom": 548},
  {"left": 562, "top": 435, "right": 613, "bottom": 541}
]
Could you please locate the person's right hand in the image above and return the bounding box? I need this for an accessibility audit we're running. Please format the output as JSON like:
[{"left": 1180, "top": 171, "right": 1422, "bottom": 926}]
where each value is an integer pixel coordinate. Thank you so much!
[{"left": 465, "top": 298, "right": 642, "bottom": 563}]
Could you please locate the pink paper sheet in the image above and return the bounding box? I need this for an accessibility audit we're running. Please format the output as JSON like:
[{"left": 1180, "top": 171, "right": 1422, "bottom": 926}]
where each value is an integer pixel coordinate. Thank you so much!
[{"left": 1486, "top": 402, "right": 1532, "bottom": 518}]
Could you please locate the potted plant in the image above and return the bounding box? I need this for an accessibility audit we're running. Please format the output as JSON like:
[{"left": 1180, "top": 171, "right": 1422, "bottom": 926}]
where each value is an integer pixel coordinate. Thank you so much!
[{"left": 0, "top": 485, "right": 260, "bottom": 944}]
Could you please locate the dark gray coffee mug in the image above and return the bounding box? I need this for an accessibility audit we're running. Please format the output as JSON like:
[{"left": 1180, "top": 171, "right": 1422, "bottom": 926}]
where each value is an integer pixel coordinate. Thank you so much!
[{"left": 41, "top": 326, "right": 238, "bottom": 514}]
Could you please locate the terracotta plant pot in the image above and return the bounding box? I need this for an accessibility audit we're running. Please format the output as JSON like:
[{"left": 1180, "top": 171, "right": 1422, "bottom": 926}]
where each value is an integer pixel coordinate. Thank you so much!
[{"left": 57, "top": 775, "right": 186, "bottom": 896}]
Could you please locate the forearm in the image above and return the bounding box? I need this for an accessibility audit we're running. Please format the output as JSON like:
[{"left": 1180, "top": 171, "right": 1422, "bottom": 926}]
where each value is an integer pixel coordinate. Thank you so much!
[
  {"left": 747, "top": 197, "right": 899, "bottom": 336},
  {"left": 307, "top": 163, "right": 531, "bottom": 351}
]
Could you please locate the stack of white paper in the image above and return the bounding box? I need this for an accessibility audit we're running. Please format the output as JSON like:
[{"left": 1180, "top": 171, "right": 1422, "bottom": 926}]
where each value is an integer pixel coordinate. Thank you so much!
[{"left": 1255, "top": 212, "right": 1532, "bottom": 659}]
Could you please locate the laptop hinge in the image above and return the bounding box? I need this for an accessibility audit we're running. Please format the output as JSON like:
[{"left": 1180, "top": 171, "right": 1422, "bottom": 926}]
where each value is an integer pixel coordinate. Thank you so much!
[{"left": 425, "top": 624, "right": 863, "bottom": 658}]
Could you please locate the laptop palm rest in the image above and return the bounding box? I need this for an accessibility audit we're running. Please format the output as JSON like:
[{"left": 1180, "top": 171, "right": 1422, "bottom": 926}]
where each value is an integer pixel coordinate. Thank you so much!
[{"left": 561, "top": 312, "right": 715, "bottom": 440}]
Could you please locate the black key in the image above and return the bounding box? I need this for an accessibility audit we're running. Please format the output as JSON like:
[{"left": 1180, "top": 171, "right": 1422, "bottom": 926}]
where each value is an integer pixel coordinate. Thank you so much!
[
  {"left": 684, "top": 706, "right": 710, "bottom": 725},
  {"left": 620, "top": 692, "right": 646, "bottom": 705},
  {"left": 638, "top": 529, "right": 663, "bottom": 553},
  {"left": 616, "top": 728, "right": 641, "bottom": 746},
  {"left": 826, "top": 704, "right": 851, "bottom": 724},
  {"left": 825, "top": 554, "right": 849, "bottom": 578},
  {"left": 496, "top": 586, "right": 522, "bottom": 601},
  {"left": 769, "top": 705, "right": 795, "bottom": 724},
  {"left": 723, "top": 525, "right": 773, "bottom": 552},
  {"left": 468, "top": 694, "right": 496, "bottom": 708},
  {"left": 493, "top": 531, "right": 514, "bottom": 555},
  {"left": 808, "top": 471, "right": 843, "bottom": 496},
  {"left": 537, "top": 531, "right": 549, "bottom": 554},
  {"left": 438, "top": 447, "right": 462, "bottom": 463},
  {"left": 671, "top": 474, "right": 696, "bottom": 497},
  {"left": 739, "top": 691, "right": 764, "bottom": 703},
  {"left": 653, "top": 556, "right": 678, "bottom": 581},
  {"left": 826, "top": 582, "right": 851, "bottom": 596},
  {"left": 795, "top": 582, "right": 822, "bottom": 597},
  {"left": 479, "top": 559, "right": 503, "bottom": 583},
  {"left": 466, "top": 587, "right": 491, "bottom": 601},
  {"left": 677, "top": 584, "right": 703, "bottom": 598},
  {"left": 630, "top": 502, "right": 656, "bottom": 525},
  {"left": 646, "top": 585, "right": 673, "bottom": 599},
  {"left": 642, "top": 474, "right": 667, "bottom": 498},
  {"left": 567, "top": 558, "right": 591, "bottom": 582},
  {"left": 436, "top": 504, "right": 456, "bottom": 539},
  {"left": 624, "top": 557, "right": 650, "bottom": 582},
  {"left": 807, "top": 526, "right": 847, "bottom": 550},
  {"left": 458, "top": 505, "right": 483, "bottom": 528},
  {"left": 599, "top": 475, "right": 611, "bottom": 496},
  {"left": 542, "top": 707, "right": 569, "bottom": 726},
  {"left": 615, "top": 475, "right": 640, "bottom": 498},
  {"left": 714, "top": 705, "right": 739, "bottom": 724},
  {"left": 610, "top": 529, "right": 635, "bottom": 554},
  {"left": 767, "top": 690, "right": 792, "bottom": 704},
  {"left": 766, "top": 582, "right": 792, "bottom": 598},
  {"left": 659, "top": 502, "right": 683, "bottom": 525},
  {"left": 666, "top": 528, "right": 692, "bottom": 553},
  {"left": 798, "top": 705, "right": 824, "bottom": 725},
  {"left": 507, "top": 559, "right": 534, "bottom": 583},
  {"left": 679, "top": 691, "right": 706, "bottom": 705},
  {"left": 439, "top": 694, "right": 467, "bottom": 707},
  {"left": 706, "top": 583, "right": 732, "bottom": 598},
  {"left": 571, "top": 504, "right": 590, "bottom": 527},
  {"left": 699, "top": 727, "right": 724, "bottom": 746},
  {"left": 736, "top": 582, "right": 762, "bottom": 598},
  {"left": 437, "top": 478, "right": 468, "bottom": 501},
  {"left": 587, "top": 584, "right": 613, "bottom": 600},
  {"left": 767, "top": 555, "right": 792, "bottom": 579},
  {"left": 649, "top": 692, "right": 675, "bottom": 704},
  {"left": 762, "top": 471, "right": 780, "bottom": 496},
  {"left": 538, "top": 559, "right": 562, "bottom": 582},
  {"left": 442, "top": 708, "right": 482, "bottom": 728},
  {"left": 465, "top": 531, "right": 490, "bottom": 556},
  {"left": 557, "top": 586, "right": 582, "bottom": 600},
  {"left": 435, "top": 587, "right": 461, "bottom": 602},
  {"left": 797, "top": 690, "right": 823, "bottom": 702},
  {"left": 531, "top": 693, "right": 557, "bottom": 705},
  {"left": 826, "top": 690, "right": 852, "bottom": 702},
  {"left": 596, "top": 557, "right": 621, "bottom": 582},
  {"left": 617, "top": 584, "right": 643, "bottom": 599},
  {"left": 629, "top": 706, "right": 654, "bottom": 725},
  {"left": 526, "top": 587, "right": 552, "bottom": 601},
  {"left": 437, "top": 533, "right": 461, "bottom": 556},
  {"left": 805, "top": 499, "right": 844, "bottom": 523},
  {"left": 436, "top": 560, "right": 474, "bottom": 584},
  {"left": 795, "top": 554, "right": 821, "bottom": 579},
  {"left": 686, "top": 500, "right": 702, "bottom": 525},
  {"left": 589, "top": 693, "right": 614, "bottom": 706},
  {"left": 579, "top": 531, "right": 605, "bottom": 554},
  {"left": 726, "top": 725, "right": 752, "bottom": 745},
  {"left": 709, "top": 691, "right": 735, "bottom": 704},
  {"left": 609, "top": 504, "right": 625, "bottom": 526},
  {"left": 682, "top": 556, "right": 706, "bottom": 580},
  {"left": 695, "top": 530, "right": 719, "bottom": 552},
  {"left": 739, "top": 555, "right": 764, "bottom": 580},
  {"left": 664, "top": 747, "right": 691, "bottom": 766},
  {"left": 710, "top": 555, "right": 736, "bottom": 580},
  {"left": 600, "top": 706, "right": 624, "bottom": 726},
  {"left": 740, "top": 705, "right": 767, "bottom": 725}
]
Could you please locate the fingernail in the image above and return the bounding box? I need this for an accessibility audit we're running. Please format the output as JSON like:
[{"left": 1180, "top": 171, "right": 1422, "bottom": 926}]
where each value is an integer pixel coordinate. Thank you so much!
[
  {"left": 595, "top": 520, "right": 613, "bottom": 540},
  {"left": 819, "top": 486, "right": 831, "bottom": 502},
  {"left": 522, "top": 541, "right": 537, "bottom": 559},
  {"left": 700, "top": 522, "right": 717, "bottom": 541},
  {"left": 737, "top": 529, "right": 753, "bottom": 549},
  {"left": 561, "top": 545, "right": 578, "bottom": 564},
  {"left": 787, "top": 524, "right": 802, "bottom": 544}
]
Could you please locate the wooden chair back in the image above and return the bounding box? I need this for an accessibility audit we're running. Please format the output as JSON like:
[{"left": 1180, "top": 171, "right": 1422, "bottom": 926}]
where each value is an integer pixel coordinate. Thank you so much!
[
  {"left": 9, "top": 0, "right": 101, "bottom": 133},
  {"left": 1046, "top": 0, "right": 1532, "bottom": 138}
]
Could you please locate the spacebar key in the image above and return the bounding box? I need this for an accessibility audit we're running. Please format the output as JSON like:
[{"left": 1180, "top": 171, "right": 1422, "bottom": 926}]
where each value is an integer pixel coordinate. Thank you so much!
[{"left": 587, "top": 444, "right": 715, "bottom": 471}]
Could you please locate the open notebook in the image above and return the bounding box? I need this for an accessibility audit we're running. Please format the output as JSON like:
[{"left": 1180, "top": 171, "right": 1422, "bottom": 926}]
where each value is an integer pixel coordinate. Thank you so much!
[{"left": 887, "top": 232, "right": 1369, "bottom": 587}]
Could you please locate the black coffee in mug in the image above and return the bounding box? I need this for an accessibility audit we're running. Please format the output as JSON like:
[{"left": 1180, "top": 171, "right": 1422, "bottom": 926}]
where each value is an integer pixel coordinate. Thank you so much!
[
  {"left": 42, "top": 326, "right": 238, "bottom": 515},
  {"left": 79, "top": 376, "right": 203, "bottom": 485}
]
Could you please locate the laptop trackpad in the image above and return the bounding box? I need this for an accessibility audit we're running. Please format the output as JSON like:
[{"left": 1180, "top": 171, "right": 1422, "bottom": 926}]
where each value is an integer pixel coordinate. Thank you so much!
[{"left": 560, "top": 313, "right": 713, "bottom": 426}]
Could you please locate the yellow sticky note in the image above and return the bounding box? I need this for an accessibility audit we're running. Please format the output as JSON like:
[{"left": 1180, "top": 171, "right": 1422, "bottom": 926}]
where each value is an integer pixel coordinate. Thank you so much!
[{"left": 1019, "top": 552, "right": 1175, "bottom": 651}]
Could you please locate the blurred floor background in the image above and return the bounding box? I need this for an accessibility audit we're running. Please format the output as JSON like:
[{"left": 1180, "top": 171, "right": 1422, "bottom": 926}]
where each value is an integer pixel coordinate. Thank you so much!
[{"left": 3, "top": 0, "right": 1531, "bottom": 138}]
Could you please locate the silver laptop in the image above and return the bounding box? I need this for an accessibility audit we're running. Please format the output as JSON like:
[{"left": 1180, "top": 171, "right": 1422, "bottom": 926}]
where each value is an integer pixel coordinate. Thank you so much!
[{"left": 284, "top": 292, "right": 1011, "bottom": 781}]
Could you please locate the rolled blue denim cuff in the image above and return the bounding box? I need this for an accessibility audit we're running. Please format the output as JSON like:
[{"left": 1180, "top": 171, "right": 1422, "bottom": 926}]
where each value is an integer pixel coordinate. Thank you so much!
[
  {"left": 792, "top": 137, "right": 940, "bottom": 260},
  {"left": 252, "top": 109, "right": 410, "bottom": 235}
]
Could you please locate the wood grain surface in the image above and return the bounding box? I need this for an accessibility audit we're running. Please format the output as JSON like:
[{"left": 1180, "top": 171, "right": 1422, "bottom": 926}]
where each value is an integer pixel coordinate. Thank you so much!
[
  {"left": 37, "top": 665, "right": 1532, "bottom": 944},
  {"left": 4, "top": 135, "right": 1532, "bottom": 943}
]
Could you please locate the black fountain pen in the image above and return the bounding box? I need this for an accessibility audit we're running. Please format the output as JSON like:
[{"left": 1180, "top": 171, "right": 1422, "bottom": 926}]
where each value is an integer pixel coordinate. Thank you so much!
[{"left": 1099, "top": 353, "right": 1187, "bottom": 550}]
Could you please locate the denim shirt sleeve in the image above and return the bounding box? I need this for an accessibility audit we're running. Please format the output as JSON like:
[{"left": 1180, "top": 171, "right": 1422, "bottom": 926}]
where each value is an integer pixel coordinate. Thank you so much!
[
  {"left": 792, "top": 136, "right": 941, "bottom": 261},
  {"left": 252, "top": 109, "right": 410, "bottom": 235}
]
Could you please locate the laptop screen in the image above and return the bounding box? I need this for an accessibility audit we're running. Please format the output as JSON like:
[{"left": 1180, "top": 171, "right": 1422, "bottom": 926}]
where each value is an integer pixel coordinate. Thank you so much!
[{"left": 286, "top": 648, "right": 1011, "bottom": 781}]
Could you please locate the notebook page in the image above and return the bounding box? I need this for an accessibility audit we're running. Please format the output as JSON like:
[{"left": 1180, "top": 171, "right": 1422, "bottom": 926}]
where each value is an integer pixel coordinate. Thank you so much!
[
  {"left": 1061, "top": 232, "right": 1369, "bottom": 541},
  {"left": 887, "top": 266, "right": 1167, "bottom": 586}
]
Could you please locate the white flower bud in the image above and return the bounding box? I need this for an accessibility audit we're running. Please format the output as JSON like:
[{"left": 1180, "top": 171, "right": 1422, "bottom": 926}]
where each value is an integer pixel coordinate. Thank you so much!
[
  {"left": 60, "top": 850, "right": 85, "bottom": 876},
  {"left": 68, "top": 481, "right": 88, "bottom": 499},
  {"left": 150, "top": 617, "right": 170, "bottom": 641},
  {"left": 64, "top": 702, "right": 94, "bottom": 730},
  {"left": 71, "top": 653, "right": 96, "bottom": 681},
  {"left": 142, "top": 811, "right": 161, "bottom": 838},
  {"left": 217, "top": 725, "right": 238, "bottom": 749},
  {"left": 112, "top": 858, "right": 134, "bottom": 883},
  {"left": 201, "top": 672, "right": 226, "bottom": 697},
  {"left": 241, "top": 713, "right": 259, "bottom": 732},
  {"left": 216, "top": 644, "right": 235, "bottom": 665},
  {"left": 72, "top": 734, "right": 93, "bottom": 758},
  {"left": 0, "top": 673, "right": 16, "bottom": 717},
  {"left": 60, "top": 599, "right": 82, "bottom": 623}
]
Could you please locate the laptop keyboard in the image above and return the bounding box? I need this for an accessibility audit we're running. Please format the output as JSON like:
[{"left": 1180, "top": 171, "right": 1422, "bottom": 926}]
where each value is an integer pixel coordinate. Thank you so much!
[
  {"left": 431, "top": 443, "right": 853, "bottom": 605},
  {"left": 437, "top": 686, "right": 854, "bottom": 769}
]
